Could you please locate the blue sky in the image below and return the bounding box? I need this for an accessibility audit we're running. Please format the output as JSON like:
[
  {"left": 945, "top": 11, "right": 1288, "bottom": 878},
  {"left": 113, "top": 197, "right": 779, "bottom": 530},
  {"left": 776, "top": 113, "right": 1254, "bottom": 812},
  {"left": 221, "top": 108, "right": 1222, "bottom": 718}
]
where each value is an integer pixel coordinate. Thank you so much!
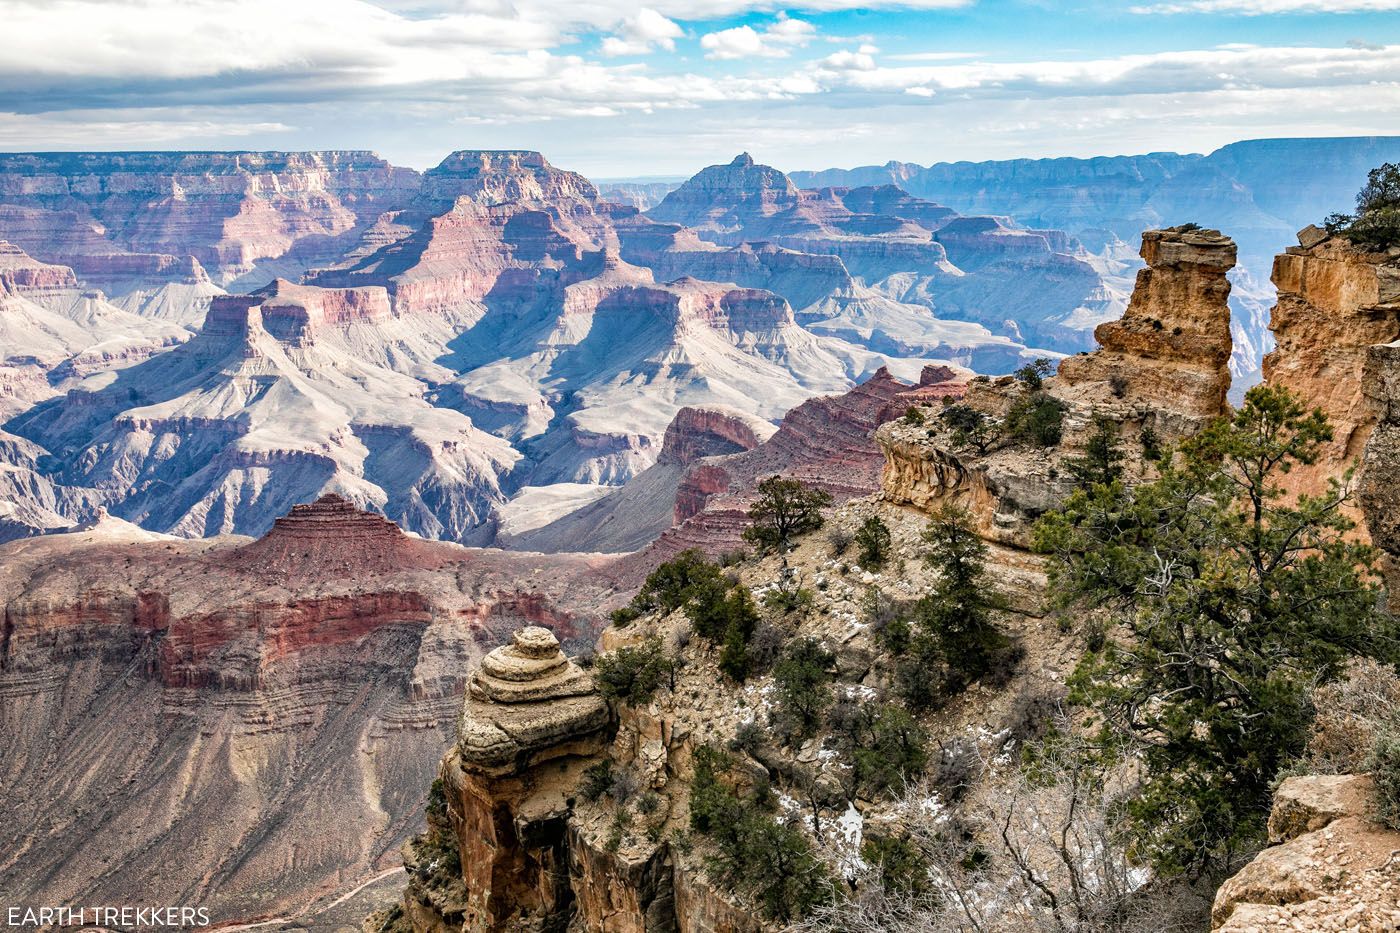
[{"left": 1, "top": 0, "right": 1398, "bottom": 176}]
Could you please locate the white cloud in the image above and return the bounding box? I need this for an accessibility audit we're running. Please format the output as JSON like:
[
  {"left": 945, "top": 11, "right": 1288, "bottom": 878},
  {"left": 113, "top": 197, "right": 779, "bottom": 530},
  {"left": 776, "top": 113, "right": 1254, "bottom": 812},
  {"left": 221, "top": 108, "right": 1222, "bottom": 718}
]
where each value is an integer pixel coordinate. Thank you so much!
[
  {"left": 1130, "top": 0, "right": 1400, "bottom": 12},
  {"left": 701, "top": 16, "right": 816, "bottom": 60},
  {"left": 600, "top": 8, "right": 684, "bottom": 57},
  {"left": 822, "top": 50, "right": 878, "bottom": 71}
]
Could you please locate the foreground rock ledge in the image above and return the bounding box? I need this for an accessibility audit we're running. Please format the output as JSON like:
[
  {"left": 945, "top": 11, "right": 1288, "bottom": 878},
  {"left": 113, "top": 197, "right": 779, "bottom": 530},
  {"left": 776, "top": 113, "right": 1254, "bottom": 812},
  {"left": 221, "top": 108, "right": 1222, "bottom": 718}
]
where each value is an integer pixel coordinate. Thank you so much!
[{"left": 1212, "top": 774, "right": 1400, "bottom": 932}]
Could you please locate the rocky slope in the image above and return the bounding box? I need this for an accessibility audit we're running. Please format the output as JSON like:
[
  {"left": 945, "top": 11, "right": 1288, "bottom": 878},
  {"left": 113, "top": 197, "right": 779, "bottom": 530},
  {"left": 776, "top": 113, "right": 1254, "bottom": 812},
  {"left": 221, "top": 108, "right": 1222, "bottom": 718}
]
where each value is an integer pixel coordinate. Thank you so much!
[
  {"left": 880, "top": 227, "right": 1235, "bottom": 546},
  {"left": 0, "top": 496, "right": 620, "bottom": 926}
]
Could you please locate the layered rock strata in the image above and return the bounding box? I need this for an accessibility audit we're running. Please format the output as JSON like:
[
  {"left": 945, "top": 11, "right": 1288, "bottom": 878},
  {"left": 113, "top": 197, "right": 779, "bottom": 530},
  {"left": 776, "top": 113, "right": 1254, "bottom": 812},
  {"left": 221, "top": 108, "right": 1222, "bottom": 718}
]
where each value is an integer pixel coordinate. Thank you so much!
[
  {"left": 0, "top": 500, "right": 616, "bottom": 926},
  {"left": 881, "top": 227, "right": 1237, "bottom": 545}
]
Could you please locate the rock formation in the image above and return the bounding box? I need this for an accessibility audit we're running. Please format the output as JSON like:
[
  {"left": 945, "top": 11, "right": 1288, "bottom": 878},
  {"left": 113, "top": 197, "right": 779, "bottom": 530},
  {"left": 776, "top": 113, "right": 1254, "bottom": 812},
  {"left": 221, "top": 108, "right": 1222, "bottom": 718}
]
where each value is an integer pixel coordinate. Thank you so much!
[
  {"left": 399, "top": 627, "right": 611, "bottom": 931},
  {"left": 1212, "top": 775, "right": 1400, "bottom": 931},
  {"left": 1057, "top": 225, "right": 1236, "bottom": 432},
  {"left": 1264, "top": 228, "right": 1400, "bottom": 538},
  {"left": 881, "top": 227, "right": 1236, "bottom": 545}
]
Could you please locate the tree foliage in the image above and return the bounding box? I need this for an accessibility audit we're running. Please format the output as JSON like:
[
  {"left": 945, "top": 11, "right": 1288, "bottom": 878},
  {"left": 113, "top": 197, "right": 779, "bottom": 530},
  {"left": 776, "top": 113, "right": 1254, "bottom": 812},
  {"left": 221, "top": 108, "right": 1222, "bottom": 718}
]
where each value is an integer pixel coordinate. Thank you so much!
[
  {"left": 854, "top": 515, "right": 893, "bottom": 569},
  {"left": 1324, "top": 162, "right": 1400, "bottom": 250},
  {"left": 897, "top": 505, "right": 1016, "bottom": 708},
  {"left": 594, "top": 637, "right": 675, "bottom": 705},
  {"left": 1034, "top": 384, "right": 1395, "bottom": 877},
  {"left": 941, "top": 403, "right": 994, "bottom": 455},
  {"left": 1004, "top": 392, "right": 1066, "bottom": 447},
  {"left": 742, "top": 476, "right": 833, "bottom": 554},
  {"left": 688, "top": 745, "right": 834, "bottom": 920},
  {"left": 1066, "top": 414, "right": 1124, "bottom": 489},
  {"left": 772, "top": 637, "right": 836, "bottom": 741}
]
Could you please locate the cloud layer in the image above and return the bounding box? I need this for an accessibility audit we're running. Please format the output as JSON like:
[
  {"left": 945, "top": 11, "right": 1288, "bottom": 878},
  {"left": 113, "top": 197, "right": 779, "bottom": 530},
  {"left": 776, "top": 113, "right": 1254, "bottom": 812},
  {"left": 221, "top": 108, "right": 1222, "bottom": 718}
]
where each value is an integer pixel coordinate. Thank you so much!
[{"left": 0, "top": 0, "right": 1397, "bottom": 174}]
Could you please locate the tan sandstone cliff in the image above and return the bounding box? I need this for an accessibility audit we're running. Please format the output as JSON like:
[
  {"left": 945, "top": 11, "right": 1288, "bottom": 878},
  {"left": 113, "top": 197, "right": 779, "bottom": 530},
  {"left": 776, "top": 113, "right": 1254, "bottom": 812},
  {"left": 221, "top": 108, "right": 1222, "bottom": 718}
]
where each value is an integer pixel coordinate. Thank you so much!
[
  {"left": 1264, "top": 227, "right": 1400, "bottom": 538},
  {"left": 878, "top": 226, "right": 1236, "bottom": 545}
]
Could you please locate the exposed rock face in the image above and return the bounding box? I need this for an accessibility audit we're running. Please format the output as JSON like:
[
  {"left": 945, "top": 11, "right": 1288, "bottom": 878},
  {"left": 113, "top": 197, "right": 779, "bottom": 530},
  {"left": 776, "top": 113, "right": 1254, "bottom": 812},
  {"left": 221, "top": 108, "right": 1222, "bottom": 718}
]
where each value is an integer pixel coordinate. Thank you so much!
[
  {"left": 0, "top": 151, "right": 420, "bottom": 284},
  {"left": 0, "top": 498, "right": 619, "bottom": 927},
  {"left": 1057, "top": 225, "right": 1235, "bottom": 432},
  {"left": 396, "top": 624, "right": 768, "bottom": 933},
  {"left": 882, "top": 228, "right": 1236, "bottom": 545},
  {"left": 1360, "top": 338, "right": 1400, "bottom": 592},
  {"left": 1267, "top": 231, "right": 1400, "bottom": 533},
  {"left": 400, "top": 627, "right": 611, "bottom": 931},
  {"left": 1212, "top": 774, "right": 1400, "bottom": 931}
]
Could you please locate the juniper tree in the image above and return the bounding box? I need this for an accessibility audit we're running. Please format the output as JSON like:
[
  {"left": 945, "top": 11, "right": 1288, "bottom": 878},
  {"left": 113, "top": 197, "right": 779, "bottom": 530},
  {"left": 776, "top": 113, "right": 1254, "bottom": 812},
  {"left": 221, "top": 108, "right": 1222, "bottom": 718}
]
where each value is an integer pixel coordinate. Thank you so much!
[
  {"left": 1034, "top": 384, "right": 1395, "bottom": 878},
  {"left": 743, "top": 476, "right": 833, "bottom": 554}
]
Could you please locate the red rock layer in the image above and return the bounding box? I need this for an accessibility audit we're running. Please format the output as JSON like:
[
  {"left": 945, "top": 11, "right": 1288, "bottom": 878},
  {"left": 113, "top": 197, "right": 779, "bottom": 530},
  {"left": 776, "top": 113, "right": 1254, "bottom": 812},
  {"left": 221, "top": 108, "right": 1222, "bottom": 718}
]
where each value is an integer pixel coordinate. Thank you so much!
[
  {"left": 228, "top": 494, "right": 446, "bottom": 578},
  {"left": 620, "top": 368, "right": 943, "bottom": 578}
]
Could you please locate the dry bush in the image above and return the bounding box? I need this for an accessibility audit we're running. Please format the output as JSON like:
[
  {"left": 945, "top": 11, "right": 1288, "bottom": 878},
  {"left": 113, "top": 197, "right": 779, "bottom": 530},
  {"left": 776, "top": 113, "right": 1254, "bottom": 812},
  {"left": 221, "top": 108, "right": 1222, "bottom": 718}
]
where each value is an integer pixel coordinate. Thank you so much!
[
  {"left": 791, "top": 728, "right": 1213, "bottom": 933},
  {"left": 1304, "top": 658, "right": 1400, "bottom": 774}
]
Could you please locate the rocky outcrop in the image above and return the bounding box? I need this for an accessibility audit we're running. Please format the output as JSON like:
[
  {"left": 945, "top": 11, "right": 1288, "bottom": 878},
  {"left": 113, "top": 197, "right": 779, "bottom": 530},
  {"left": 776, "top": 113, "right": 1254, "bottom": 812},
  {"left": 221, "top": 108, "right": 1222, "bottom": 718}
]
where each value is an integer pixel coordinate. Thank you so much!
[
  {"left": 1212, "top": 774, "right": 1400, "bottom": 931},
  {"left": 1267, "top": 229, "right": 1400, "bottom": 536},
  {"left": 1360, "top": 338, "right": 1400, "bottom": 592},
  {"left": 400, "top": 627, "right": 611, "bottom": 931},
  {"left": 1057, "top": 225, "right": 1235, "bottom": 433},
  {"left": 881, "top": 227, "right": 1236, "bottom": 545}
]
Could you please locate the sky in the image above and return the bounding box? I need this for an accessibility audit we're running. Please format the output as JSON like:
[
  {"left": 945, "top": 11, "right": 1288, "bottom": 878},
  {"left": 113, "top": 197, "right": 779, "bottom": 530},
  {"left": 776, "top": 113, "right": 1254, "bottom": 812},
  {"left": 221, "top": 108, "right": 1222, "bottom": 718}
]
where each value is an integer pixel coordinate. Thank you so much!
[{"left": 1, "top": 0, "right": 1398, "bottom": 177}]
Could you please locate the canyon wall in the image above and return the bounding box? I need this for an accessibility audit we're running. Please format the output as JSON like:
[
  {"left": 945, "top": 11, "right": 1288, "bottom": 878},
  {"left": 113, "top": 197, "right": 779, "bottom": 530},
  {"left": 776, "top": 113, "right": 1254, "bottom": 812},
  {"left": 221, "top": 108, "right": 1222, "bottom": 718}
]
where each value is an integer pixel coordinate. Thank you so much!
[{"left": 0, "top": 499, "right": 619, "bottom": 925}]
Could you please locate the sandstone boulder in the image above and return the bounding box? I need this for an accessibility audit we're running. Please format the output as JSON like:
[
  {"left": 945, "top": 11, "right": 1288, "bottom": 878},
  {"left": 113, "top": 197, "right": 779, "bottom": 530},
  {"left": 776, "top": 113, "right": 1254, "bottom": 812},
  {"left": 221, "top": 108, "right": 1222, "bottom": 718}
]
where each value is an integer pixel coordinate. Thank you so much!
[{"left": 1213, "top": 774, "right": 1400, "bottom": 931}]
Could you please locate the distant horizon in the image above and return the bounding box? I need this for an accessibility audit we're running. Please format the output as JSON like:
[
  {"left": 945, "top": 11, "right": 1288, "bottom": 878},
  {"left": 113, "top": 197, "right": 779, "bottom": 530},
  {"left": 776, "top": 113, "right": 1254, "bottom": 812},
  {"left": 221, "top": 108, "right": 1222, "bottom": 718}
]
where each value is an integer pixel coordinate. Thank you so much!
[{"left": 4, "top": 132, "right": 1399, "bottom": 180}]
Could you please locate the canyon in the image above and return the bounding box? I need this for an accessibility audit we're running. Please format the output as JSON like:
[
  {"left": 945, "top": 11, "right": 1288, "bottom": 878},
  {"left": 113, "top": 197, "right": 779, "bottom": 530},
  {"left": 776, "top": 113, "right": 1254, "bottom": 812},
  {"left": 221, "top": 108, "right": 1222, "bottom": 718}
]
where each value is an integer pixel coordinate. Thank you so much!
[
  {"left": 4, "top": 139, "right": 1400, "bottom": 931},
  {"left": 2, "top": 140, "right": 1391, "bottom": 547},
  {"left": 377, "top": 219, "right": 1400, "bottom": 933}
]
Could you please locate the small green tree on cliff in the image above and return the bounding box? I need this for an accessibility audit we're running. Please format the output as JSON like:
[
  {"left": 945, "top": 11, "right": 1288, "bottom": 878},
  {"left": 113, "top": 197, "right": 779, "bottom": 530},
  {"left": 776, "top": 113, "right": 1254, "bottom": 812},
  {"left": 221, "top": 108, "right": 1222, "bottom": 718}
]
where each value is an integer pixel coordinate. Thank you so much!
[
  {"left": 743, "top": 476, "right": 832, "bottom": 554},
  {"left": 1325, "top": 162, "right": 1400, "bottom": 250},
  {"left": 1035, "top": 384, "right": 1395, "bottom": 878}
]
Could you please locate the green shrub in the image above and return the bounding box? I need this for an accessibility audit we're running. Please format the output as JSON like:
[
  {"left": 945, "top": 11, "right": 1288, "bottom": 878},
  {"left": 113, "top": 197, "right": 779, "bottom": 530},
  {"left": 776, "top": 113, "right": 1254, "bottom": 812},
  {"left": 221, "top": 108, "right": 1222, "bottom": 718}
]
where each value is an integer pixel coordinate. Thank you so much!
[
  {"left": 1324, "top": 163, "right": 1400, "bottom": 251},
  {"left": 902, "top": 406, "right": 926, "bottom": 426},
  {"left": 772, "top": 637, "right": 835, "bottom": 742},
  {"left": 580, "top": 760, "right": 614, "bottom": 802},
  {"left": 854, "top": 515, "right": 892, "bottom": 569},
  {"left": 1004, "top": 392, "right": 1065, "bottom": 447},
  {"left": 1066, "top": 414, "right": 1124, "bottom": 489},
  {"left": 1013, "top": 357, "right": 1054, "bottom": 391},
  {"left": 610, "top": 605, "right": 642, "bottom": 628},
  {"left": 635, "top": 549, "right": 724, "bottom": 613},
  {"left": 762, "top": 584, "right": 815, "bottom": 615},
  {"left": 594, "top": 637, "right": 674, "bottom": 705},
  {"left": 687, "top": 745, "right": 833, "bottom": 920},
  {"left": 941, "top": 403, "right": 993, "bottom": 454},
  {"left": 1368, "top": 727, "right": 1400, "bottom": 830}
]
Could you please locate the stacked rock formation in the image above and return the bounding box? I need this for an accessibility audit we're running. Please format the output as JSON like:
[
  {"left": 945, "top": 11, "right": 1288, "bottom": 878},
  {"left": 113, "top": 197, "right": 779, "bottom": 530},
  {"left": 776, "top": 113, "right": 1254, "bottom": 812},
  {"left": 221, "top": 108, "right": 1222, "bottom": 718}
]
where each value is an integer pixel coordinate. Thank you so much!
[
  {"left": 1057, "top": 225, "right": 1235, "bottom": 434},
  {"left": 402, "top": 627, "right": 610, "bottom": 932}
]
